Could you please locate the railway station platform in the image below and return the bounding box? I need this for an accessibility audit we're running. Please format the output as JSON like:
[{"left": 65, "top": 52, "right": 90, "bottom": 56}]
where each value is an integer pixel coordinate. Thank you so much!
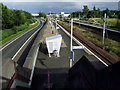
[{"left": 8, "top": 18, "right": 120, "bottom": 89}]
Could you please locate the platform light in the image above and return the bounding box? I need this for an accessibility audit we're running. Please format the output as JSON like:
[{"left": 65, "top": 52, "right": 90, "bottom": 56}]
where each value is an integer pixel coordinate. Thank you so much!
[
  {"left": 102, "top": 13, "right": 106, "bottom": 46},
  {"left": 70, "top": 19, "right": 73, "bottom": 67}
]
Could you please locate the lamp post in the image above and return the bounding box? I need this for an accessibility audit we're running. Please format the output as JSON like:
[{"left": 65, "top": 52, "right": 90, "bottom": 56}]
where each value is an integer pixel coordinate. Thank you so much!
[
  {"left": 69, "top": 18, "right": 85, "bottom": 68},
  {"left": 56, "top": 18, "right": 57, "bottom": 31},
  {"left": 70, "top": 19, "right": 73, "bottom": 68},
  {"left": 79, "top": 13, "right": 80, "bottom": 20},
  {"left": 102, "top": 13, "right": 106, "bottom": 46}
]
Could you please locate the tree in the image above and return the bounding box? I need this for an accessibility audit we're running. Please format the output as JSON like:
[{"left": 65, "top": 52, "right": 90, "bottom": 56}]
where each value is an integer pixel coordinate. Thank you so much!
[
  {"left": 14, "top": 10, "right": 22, "bottom": 26},
  {"left": 118, "top": 11, "right": 120, "bottom": 19},
  {"left": 83, "top": 5, "right": 89, "bottom": 17},
  {"left": 13, "top": 10, "right": 27, "bottom": 26},
  {"left": 1, "top": 3, "right": 35, "bottom": 30},
  {"left": 93, "top": 5, "right": 96, "bottom": 11},
  {"left": 20, "top": 11, "right": 27, "bottom": 24},
  {"left": 96, "top": 8, "right": 102, "bottom": 18},
  {"left": 39, "top": 12, "right": 46, "bottom": 18},
  {"left": 2, "top": 4, "right": 12, "bottom": 29},
  {"left": 93, "top": 5, "right": 96, "bottom": 18},
  {"left": 88, "top": 11, "right": 94, "bottom": 18},
  {"left": 103, "top": 8, "right": 110, "bottom": 17},
  {"left": 24, "top": 11, "right": 32, "bottom": 19}
]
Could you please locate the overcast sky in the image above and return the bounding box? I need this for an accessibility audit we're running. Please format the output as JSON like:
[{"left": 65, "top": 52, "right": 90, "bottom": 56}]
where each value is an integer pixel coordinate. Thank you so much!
[{"left": 1, "top": 0, "right": 120, "bottom": 2}]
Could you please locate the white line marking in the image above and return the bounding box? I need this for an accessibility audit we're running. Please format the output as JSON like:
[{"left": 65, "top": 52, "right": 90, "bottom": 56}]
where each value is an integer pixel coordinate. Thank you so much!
[
  {"left": 11, "top": 21, "right": 42, "bottom": 60},
  {"left": 0, "top": 20, "right": 40, "bottom": 51},
  {"left": 58, "top": 23, "right": 108, "bottom": 67}
]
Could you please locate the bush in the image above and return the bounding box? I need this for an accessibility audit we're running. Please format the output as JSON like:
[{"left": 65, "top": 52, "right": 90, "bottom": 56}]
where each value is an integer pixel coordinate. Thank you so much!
[
  {"left": 12, "top": 23, "right": 28, "bottom": 33},
  {"left": 1, "top": 29, "right": 15, "bottom": 40},
  {"left": 104, "top": 46, "right": 110, "bottom": 52},
  {"left": 96, "top": 19, "right": 103, "bottom": 24},
  {"left": 116, "top": 19, "right": 120, "bottom": 29},
  {"left": 2, "top": 18, "right": 36, "bottom": 41},
  {"left": 88, "top": 18, "right": 94, "bottom": 23},
  {"left": 64, "top": 18, "right": 67, "bottom": 21},
  {"left": 27, "top": 18, "right": 36, "bottom": 24}
]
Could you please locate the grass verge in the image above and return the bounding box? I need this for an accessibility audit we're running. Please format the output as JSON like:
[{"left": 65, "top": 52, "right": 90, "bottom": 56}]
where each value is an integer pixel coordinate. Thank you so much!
[{"left": 0, "top": 19, "right": 39, "bottom": 45}]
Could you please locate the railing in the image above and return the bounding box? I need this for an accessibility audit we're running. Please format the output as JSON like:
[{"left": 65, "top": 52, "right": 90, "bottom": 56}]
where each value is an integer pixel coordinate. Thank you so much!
[
  {"left": 7, "top": 73, "right": 30, "bottom": 90},
  {"left": 69, "top": 70, "right": 91, "bottom": 88}
]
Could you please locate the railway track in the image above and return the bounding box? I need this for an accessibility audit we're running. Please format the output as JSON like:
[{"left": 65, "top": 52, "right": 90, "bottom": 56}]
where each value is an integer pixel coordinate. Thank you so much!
[
  {"left": 58, "top": 22, "right": 120, "bottom": 66},
  {"left": 65, "top": 20, "right": 120, "bottom": 42}
]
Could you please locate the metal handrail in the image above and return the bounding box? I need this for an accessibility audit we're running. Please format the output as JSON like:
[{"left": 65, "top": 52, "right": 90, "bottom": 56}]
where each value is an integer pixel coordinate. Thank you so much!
[
  {"left": 69, "top": 70, "right": 91, "bottom": 88},
  {"left": 7, "top": 73, "right": 30, "bottom": 90}
]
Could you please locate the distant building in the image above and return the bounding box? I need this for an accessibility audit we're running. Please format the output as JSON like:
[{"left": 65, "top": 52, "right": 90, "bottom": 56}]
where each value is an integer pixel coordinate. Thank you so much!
[
  {"left": 48, "top": 12, "right": 70, "bottom": 18},
  {"left": 32, "top": 13, "right": 39, "bottom": 16},
  {"left": 64, "top": 13, "right": 70, "bottom": 17},
  {"left": 61, "top": 12, "right": 64, "bottom": 15},
  {"left": 118, "top": 1, "right": 120, "bottom": 11},
  {"left": 60, "top": 12, "right": 70, "bottom": 17}
]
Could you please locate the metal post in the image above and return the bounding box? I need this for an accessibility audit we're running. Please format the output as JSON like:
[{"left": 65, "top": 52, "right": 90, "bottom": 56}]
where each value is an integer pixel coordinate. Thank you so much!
[
  {"left": 71, "top": 19, "right": 73, "bottom": 52},
  {"left": 79, "top": 13, "right": 80, "bottom": 20},
  {"left": 106, "top": 15, "right": 108, "bottom": 38},
  {"left": 102, "top": 13, "right": 106, "bottom": 46},
  {"left": 70, "top": 19, "right": 73, "bottom": 68},
  {"left": 50, "top": 11, "right": 51, "bottom": 22},
  {"left": 56, "top": 18, "right": 57, "bottom": 31},
  {"left": 79, "top": 13, "right": 80, "bottom": 26},
  {"left": 69, "top": 14, "right": 71, "bottom": 26}
]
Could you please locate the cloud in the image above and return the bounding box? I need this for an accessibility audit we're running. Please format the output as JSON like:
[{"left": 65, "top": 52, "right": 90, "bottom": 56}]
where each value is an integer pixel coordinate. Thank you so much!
[{"left": 1, "top": 0, "right": 120, "bottom": 2}]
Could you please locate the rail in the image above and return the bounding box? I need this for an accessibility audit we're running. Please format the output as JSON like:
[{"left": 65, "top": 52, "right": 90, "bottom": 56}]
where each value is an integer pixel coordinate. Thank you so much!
[
  {"left": 57, "top": 22, "right": 109, "bottom": 66},
  {"left": 73, "top": 32, "right": 114, "bottom": 65},
  {"left": 69, "top": 70, "right": 91, "bottom": 88},
  {"left": 66, "top": 19, "right": 120, "bottom": 33},
  {"left": 58, "top": 20, "right": 120, "bottom": 65},
  {"left": 7, "top": 73, "right": 30, "bottom": 90}
]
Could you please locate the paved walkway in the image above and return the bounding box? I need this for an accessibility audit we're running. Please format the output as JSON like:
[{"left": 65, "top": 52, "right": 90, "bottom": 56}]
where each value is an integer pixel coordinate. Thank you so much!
[
  {"left": 39, "top": 19, "right": 67, "bottom": 48},
  {"left": 31, "top": 18, "right": 71, "bottom": 89}
]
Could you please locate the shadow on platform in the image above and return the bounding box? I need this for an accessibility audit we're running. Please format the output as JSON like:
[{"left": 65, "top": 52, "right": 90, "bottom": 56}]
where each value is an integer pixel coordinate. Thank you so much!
[
  {"left": 68, "top": 55, "right": 120, "bottom": 88},
  {"left": 31, "top": 67, "right": 69, "bottom": 89},
  {"left": 39, "top": 43, "right": 48, "bottom": 55}
]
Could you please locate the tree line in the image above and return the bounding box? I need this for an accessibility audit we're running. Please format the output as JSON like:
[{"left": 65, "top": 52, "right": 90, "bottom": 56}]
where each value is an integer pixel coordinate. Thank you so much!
[
  {"left": 70, "top": 5, "right": 120, "bottom": 19},
  {"left": 1, "top": 3, "right": 38, "bottom": 42},
  {"left": 1, "top": 3, "right": 36, "bottom": 30}
]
